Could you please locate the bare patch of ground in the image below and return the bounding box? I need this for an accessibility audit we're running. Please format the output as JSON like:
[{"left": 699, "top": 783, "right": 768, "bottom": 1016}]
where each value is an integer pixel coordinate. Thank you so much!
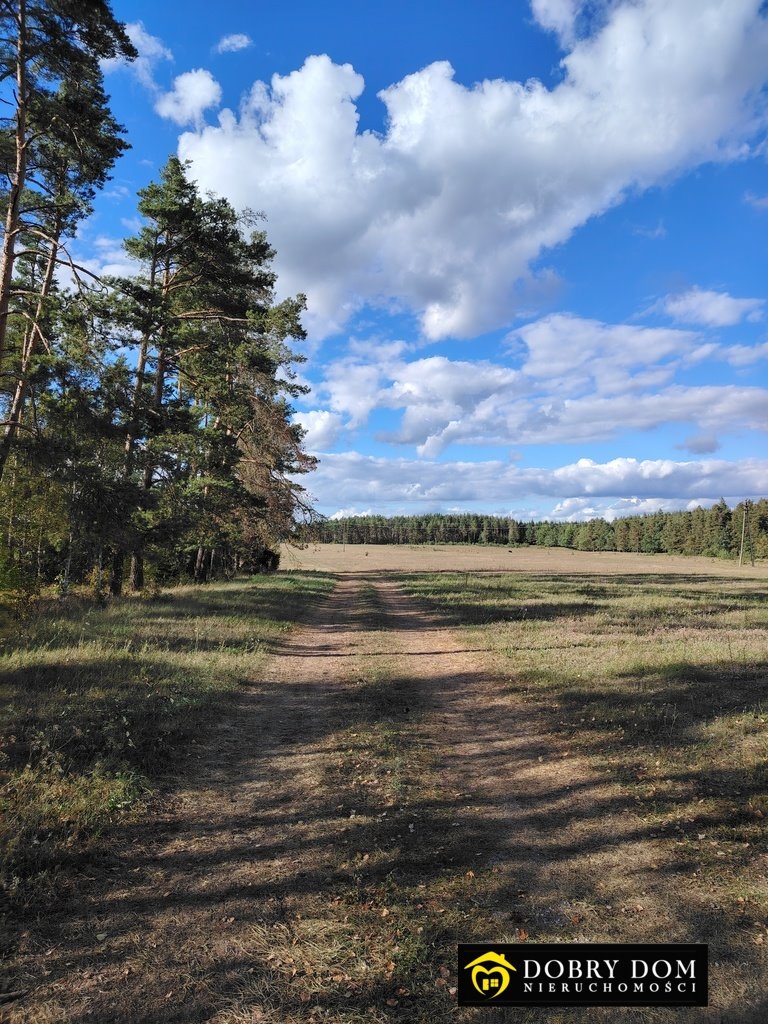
[{"left": 5, "top": 573, "right": 766, "bottom": 1022}]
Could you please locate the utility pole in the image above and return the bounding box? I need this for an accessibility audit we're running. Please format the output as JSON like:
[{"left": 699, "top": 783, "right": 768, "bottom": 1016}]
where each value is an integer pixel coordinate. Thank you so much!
[{"left": 738, "top": 500, "right": 753, "bottom": 567}]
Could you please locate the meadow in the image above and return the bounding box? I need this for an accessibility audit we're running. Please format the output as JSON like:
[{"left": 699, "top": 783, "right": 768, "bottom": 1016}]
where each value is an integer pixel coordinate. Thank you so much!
[
  {"left": 2, "top": 545, "right": 767, "bottom": 1021},
  {"left": 0, "top": 573, "right": 335, "bottom": 906}
]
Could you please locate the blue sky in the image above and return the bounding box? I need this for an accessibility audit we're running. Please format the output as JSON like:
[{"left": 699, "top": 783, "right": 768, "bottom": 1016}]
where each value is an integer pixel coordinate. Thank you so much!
[{"left": 87, "top": 0, "right": 768, "bottom": 521}]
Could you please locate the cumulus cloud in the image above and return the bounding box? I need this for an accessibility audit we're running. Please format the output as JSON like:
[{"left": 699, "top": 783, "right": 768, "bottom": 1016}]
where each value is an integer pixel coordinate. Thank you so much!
[
  {"left": 518, "top": 386, "right": 768, "bottom": 445},
  {"left": 549, "top": 496, "right": 694, "bottom": 521},
  {"left": 329, "top": 507, "right": 374, "bottom": 520},
  {"left": 378, "top": 356, "right": 526, "bottom": 456},
  {"left": 177, "top": 1, "right": 768, "bottom": 339},
  {"left": 530, "top": 0, "right": 583, "bottom": 45},
  {"left": 662, "top": 286, "right": 765, "bottom": 326},
  {"left": 155, "top": 69, "right": 223, "bottom": 126},
  {"left": 311, "top": 314, "right": 768, "bottom": 457},
  {"left": 292, "top": 410, "right": 344, "bottom": 451},
  {"left": 102, "top": 21, "right": 172, "bottom": 90},
  {"left": 306, "top": 452, "right": 768, "bottom": 514},
  {"left": 216, "top": 33, "right": 253, "bottom": 54}
]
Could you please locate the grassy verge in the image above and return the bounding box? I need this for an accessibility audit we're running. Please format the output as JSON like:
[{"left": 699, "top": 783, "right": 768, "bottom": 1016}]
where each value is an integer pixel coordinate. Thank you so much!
[
  {"left": 0, "top": 572, "right": 335, "bottom": 904},
  {"left": 396, "top": 571, "right": 768, "bottom": 921}
]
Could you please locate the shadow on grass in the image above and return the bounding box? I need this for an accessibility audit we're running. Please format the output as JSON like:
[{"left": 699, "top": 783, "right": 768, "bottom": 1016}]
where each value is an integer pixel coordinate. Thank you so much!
[
  {"left": 3, "top": 569, "right": 766, "bottom": 1023},
  {"left": 0, "top": 573, "right": 336, "bottom": 885},
  {"left": 4, "top": 577, "right": 764, "bottom": 1023},
  {"left": 21, "top": 655, "right": 764, "bottom": 1023}
]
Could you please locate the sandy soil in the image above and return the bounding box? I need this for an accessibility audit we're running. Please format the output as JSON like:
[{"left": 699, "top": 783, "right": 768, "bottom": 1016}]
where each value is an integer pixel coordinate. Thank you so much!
[{"left": 6, "top": 574, "right": 766, "bottom": 1023}]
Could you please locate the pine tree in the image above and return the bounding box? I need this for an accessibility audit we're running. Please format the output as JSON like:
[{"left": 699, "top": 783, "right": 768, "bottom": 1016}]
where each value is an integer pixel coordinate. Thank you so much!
[
  {"left": 104, "top": 158, "right": 314, "bottom": 592},
  {"left": 0, "top": 0, "right": 134, "bottom": 482}
]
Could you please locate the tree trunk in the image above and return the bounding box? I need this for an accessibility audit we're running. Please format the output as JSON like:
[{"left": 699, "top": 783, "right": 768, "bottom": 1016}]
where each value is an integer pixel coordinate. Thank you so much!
[
  {"left": 0, "top": 228, "right": 60, "bottom": 483},
  {"left": 194, "top": 545, "right": 206, "bottom": 583},
  {"left": 0, "top": 0, "right": 28, "bottom": 375},
  {"left": 129, "top": 552, "right": 144, "bottom": 591},
  {"left": 110, "top": 549, "right": 124, "bottom": 597}
]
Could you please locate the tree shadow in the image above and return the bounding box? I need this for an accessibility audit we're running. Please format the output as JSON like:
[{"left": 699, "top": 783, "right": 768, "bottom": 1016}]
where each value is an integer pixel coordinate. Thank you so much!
[{"left": 3, "top": 570, "right": 767, "bottom": 1022}]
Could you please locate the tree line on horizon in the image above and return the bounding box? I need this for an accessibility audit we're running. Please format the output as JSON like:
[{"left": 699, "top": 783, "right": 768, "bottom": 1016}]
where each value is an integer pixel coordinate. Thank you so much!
[
  {"left": 0, "top": 1, "right": 317, "bottom": 599},
  {"left": 310, "top": 499, "right": 768, "bottom": 560}
]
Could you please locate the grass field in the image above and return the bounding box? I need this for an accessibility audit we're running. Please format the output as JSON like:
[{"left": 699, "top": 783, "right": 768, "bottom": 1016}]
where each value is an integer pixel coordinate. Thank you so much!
[
  {"left": 283, "top": 541, "right": 768, "bottom": 577},
  {"left": 3, "top": 546, "right": 767, "bottom": 1021},
  {"left": 0, "top": 573, "right": 335, "bottom": 905},
  {"left": 397, "top": 566, "right": 768, "bottom": 856}
]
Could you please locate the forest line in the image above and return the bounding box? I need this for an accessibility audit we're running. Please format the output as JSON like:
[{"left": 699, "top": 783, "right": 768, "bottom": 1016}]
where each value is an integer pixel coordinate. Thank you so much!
[{"left": 311, "top": 499, "right": 768, "bottom": 560}]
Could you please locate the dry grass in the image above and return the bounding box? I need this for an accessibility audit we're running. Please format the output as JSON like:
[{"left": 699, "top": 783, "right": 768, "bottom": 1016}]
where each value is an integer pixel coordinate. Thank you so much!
[
  {"left": 395, "top": 569, "right": 768, "bottom": 1018},
  {"left": 5, "top": 559, "right": 768, "bottom": 1023},
  {"left": 284, "top": 542, "right": 768, "bottom": 578},
  {"left": 0, "top": 573, "right": 335, "bottom": 905}
]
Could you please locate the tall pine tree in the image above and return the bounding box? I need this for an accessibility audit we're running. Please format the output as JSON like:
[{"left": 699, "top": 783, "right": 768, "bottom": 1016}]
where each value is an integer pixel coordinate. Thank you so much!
[{"left": 0, "top": 0, "right": 135, "bottom": 481}]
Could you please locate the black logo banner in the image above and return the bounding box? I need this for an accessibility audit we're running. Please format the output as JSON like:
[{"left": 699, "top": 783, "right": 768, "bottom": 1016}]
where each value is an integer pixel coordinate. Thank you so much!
[{"left": 457, "top": 943, "right": 708, "bottom": 1007}]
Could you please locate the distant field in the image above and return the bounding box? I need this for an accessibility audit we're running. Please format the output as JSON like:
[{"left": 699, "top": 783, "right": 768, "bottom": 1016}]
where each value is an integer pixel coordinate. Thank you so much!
[{"left": 283, "top": 542, "right": 768, "bottom": 578}]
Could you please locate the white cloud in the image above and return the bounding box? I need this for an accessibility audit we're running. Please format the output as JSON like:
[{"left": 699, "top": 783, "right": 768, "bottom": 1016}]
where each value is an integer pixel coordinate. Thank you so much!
[
  {"left": 305, "top": 452, "right": 768, "bottom": 513},
  {"left": 511, "top": 314, "right": 696, "bottom": 395},
  {"left": 720, "top": 341, "right": 768, "bottom": 366},
  {"left": 745, "top": 191, "right": 768, "bottom": 210},
  {"left": 518, "top": 386, "right": 768, "bottom": 445},
  {"left": 549, "top": 496, "right": 694, "bottom": 521},
  {"left": 663, "top": 286, "right": 765, "bottom": 326},
  {"left": 309, "top": 315, "right": 768, "bottom": 457},
  {"left": 321, "top": 357, "right": 388, "bottom": 428},
  {"left": 292, "top": 410, "right": 344, "bottom": 451},
  {"left": 177, "top": 1, "right": 768, "bottom": 339},
  {"left": 530, "top": 0, "right": 583, "bottom": 45},
  {"left": 103, "top": 184, "right": 131, "bottom": 201},
  {"left": 329, "top": 507, "right": 374, "bottom": 520},
  {"left": 379, "top": 356, "right": 525, "bottom": 456},
  {"left": 155, "top": 69, "right": 222, "bottom": 126},
  {"left": 102, "top": 21, "right": 173, "bottom": 91},
  {"left": 216, "top": 33, "right": 253, "bottom": 54}
]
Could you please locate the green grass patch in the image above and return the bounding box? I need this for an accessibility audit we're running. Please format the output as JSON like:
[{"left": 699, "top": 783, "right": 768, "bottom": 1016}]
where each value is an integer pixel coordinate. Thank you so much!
[{"left": 0, "top": 572, "right": 335, "bottom": 899}]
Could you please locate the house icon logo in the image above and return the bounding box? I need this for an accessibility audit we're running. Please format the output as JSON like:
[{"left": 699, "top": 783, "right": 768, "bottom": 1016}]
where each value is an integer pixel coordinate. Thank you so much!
[{"left": 464, "top": 951, "right": 517, "bottom": 998}]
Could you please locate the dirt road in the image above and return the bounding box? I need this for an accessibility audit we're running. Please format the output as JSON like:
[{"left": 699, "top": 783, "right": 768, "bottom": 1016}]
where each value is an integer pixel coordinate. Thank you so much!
[{"left": 8, "top": 575, "right": 765, "bottom": 1023}]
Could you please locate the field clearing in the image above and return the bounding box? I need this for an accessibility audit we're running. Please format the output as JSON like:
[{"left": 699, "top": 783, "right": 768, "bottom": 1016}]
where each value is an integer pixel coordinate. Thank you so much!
[
  {"left": 284, "top": 542, "right": 768, "bottom": 578},
  {"left": 3, "top": 549, "right": 768, "bottom": 1022}
]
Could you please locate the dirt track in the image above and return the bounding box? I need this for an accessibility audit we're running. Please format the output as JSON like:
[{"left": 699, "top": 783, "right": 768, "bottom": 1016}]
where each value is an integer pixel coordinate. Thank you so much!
[{"left": 8, "top": 574, "right": 766, "bottom": 1023}]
